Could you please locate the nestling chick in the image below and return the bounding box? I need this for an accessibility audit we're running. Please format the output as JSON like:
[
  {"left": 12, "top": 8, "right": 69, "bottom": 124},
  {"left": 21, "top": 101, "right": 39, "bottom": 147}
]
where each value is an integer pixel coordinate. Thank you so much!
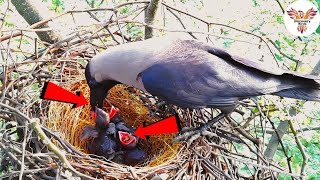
[
  {"left": 81, "top": 107, "right": 119, "bottom": 157},
  {"left": 112, "top": 148, "right": 147, "bottom": 166},
  {"left": 82, "top": 106, "right": 147, "bottom": 165},
  {"left": 108, "top": 108, "right": 147, "bottom": 165},
  {"left": 87, "top": 132, "right": 118, "bottom": 156},
  {"left": 81, "top": 107, "right": 110, "bottom": 139}
]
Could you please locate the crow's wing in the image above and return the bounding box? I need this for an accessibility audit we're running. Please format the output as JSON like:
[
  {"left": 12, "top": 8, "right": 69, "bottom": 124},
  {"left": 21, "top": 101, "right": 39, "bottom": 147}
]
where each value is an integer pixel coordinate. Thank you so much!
[
  {"left": 140, "top": 61, "right": 239, "bottom": 109},
  {"left": 208, "top": 47, "right": 320, "bottom": 81},
  {"left": 139, "top": 42, "right": 319, "bottom": 109}
]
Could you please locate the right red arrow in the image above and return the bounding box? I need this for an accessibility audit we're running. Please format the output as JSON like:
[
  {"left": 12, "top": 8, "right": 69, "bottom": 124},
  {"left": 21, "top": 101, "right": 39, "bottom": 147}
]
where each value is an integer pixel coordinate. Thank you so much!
[{"left": 134, "top": 114, "right": 181, "bottom": 140}]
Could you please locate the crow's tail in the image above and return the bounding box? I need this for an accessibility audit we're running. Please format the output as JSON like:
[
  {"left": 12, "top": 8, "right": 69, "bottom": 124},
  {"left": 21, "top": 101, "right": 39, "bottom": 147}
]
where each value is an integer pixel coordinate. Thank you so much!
[{"left": 273, "top": 88, "right": 320, "bottom": 102}]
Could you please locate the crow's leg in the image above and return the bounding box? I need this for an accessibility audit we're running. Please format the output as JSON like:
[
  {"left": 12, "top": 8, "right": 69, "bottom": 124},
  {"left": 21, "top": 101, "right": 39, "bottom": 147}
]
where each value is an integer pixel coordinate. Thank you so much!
[
  {"left": 173, "top": 113, "right": 226, "bottom": 146},
  {"left": 148, "top": 101, "right": 167, "bottom": 116}
]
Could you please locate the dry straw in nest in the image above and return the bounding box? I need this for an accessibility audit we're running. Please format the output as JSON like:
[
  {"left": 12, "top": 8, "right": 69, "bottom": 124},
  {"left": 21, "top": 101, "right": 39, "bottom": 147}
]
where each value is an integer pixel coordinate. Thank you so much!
[{"left": 46, "top": 75, "right": 182, "bottom": 168}]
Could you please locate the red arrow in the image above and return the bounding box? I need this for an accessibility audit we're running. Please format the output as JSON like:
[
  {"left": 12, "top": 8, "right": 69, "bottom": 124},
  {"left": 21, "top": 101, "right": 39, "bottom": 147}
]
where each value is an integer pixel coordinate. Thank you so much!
[
  {"left": 134, "top": 114, "right": 181, "bottom": 140},
  {"left": 40, "top": 81, "right": 88, "bottom": 108}
]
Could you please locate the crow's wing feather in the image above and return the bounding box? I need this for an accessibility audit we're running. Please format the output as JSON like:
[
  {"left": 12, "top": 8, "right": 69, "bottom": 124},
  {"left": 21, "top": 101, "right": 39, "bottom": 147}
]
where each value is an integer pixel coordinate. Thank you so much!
[
  {"left": 140, "top": 61, "right": 255, "bottom": 109},
  {"left": 208, "top": 47, "right": 320, "bottom": 82},
  {"left": 140, "top": 41, "right": 319, "bottom": 109}
]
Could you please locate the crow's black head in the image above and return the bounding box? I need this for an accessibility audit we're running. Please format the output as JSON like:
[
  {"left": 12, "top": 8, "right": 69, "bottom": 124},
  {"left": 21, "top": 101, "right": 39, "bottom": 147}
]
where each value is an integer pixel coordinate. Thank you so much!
[{"left": 85, "top": 62, "right": 119, "bottom": 109}]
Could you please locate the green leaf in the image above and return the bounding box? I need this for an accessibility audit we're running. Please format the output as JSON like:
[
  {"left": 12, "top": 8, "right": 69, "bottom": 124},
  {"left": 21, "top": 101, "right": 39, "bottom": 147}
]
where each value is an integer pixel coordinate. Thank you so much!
[
  {"left": 283, "top": 36, "right": 296, "bottom": 47},
  {"left": 252, "top": 0, "right": 259, "bottom": 7},
  {"left": 289, "top": 62, "right": 296, "bottom": 71},
  {"left": 316, "top": 26, "right": 320, "bottom": 34},
  {"left": 49, "top": 0, "right": 65, "bottom": 12},
  {"left": 32, "top": 84, "right": 39, "bottom": 91},
  {"left": 223, "top": 40, "right": 233, "bottom": 48},
  {"left": 4, "top": 21, "right": 14, "bottom": 27},
  {"left": 275, "top": 40, "right": 281, "bottom": 48},
  {"left": 239, "top": 166, "right": 251, "bottom": 175},
  {"left": 119, "top": 6, "right": 129, "bottom": 14},
  {"left": 52, "top": 0, "right": 61, "bottom": 6},
  {"left": 12, "top": 72, "right": 19, "bottom": 79},
  {"left": 275, "top": 53, "right": 283, "bottom": 61},
  {"left": 252, "top": 107, "right": 259, "bottom": 113},
  {"left": 316, "top": 0, "right": 320, "bottom": 7},
  {"left": 276, "top": 15, "right": 284, "bottom": 24},
  {"left": 78, "top": 59, "right": 88, "bottom": 67},
  {"left": 15, "top": 38, "right": 30, "bottom": 44},
  {"left": 299, "top": 36, "right": 310, "bottom": 43},
  {"left": 48, "top": 6, "right": 56, "bottom": 10}
]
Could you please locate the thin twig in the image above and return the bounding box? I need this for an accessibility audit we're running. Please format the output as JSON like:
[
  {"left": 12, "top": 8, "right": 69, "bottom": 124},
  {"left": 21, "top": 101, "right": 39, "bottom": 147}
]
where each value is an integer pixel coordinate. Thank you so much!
[
  {"left": 18, "top": 125, "right": 28, "bottom": 180},
  {"left": 275, "top": 0, "right": 285, "bottom": 13},
  {"left": 0, "top": 167, "right": 54, "bottom": 179},
  {"left": 0, "top": 1, "right": 150, "bottom": 41},
  {"left": 166, "top": 7, "right": 197, "bottom": 39},
  {"left": 219, "top": 153, "right": 302, "bottom": 178},
  {"left": 102, "top": 19, "right": 266, "bottom": 46},
  {"left": 29, "top": 118, "right": 96, "bottom": 180},
  {"left": 288, "top": 120, "right": 308, "bottom": 180},
  {"left": 162, "top": 2, "right": 280, "bottom": 66}
]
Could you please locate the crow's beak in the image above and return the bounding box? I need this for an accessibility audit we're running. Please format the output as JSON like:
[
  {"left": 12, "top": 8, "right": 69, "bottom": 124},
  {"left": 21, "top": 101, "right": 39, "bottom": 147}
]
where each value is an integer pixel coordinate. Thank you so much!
[{"left": 88, "top": 84, "right": 108, "bottom": 109}]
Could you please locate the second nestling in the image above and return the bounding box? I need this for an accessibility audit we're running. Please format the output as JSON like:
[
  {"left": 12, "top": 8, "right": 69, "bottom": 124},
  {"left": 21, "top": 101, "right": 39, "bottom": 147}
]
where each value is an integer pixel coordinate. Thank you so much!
[{"left": 80, "top": 107, "right": 147, "bottom": 166}]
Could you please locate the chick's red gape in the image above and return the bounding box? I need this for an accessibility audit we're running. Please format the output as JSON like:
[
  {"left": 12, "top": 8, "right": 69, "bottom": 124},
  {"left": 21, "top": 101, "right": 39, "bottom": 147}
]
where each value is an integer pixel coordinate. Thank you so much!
[
  {"left": 81, "top": 107, "right": 147, "bottom": 166},
  {"left": 109, "top": 106, "right": 118, "bottom": 119},
  {"left": 91, "top": 111, "right": 97, "bottom": 121},
  {"left": 119, "top": 131, "right": 136, "bottom": 145}
]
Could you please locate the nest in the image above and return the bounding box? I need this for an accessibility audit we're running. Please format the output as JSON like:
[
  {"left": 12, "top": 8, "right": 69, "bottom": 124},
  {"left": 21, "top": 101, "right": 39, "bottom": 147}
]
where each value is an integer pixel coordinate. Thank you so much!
[{"left": 46, "top": 79, "right": 182, "bottom": 168}]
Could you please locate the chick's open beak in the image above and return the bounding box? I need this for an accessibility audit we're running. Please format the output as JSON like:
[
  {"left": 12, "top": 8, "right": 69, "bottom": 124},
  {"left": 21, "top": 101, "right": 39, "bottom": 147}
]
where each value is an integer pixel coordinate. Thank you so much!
[
  {"left": 91, "top": 111, "right": 97, "bottom": 121},
  {"left": 94, "top": 107, "right": 110, "bottom": 127},
  {"left": 109, "top": 106, "right": 118, "bottom": 119},
  {"left": 118, "top": 131, "right": 137, "bottom": 149}
]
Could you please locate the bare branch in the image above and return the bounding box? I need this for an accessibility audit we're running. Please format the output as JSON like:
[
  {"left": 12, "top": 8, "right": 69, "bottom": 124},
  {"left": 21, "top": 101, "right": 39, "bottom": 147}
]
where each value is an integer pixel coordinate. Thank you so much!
[{"left": 288, "top": 120, "right": 309, "bottom": 180}]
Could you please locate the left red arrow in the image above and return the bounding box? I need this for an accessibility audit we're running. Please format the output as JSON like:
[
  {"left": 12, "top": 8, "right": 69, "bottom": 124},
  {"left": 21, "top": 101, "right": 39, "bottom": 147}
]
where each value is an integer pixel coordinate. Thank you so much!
[{"left": 40, "top": 81, "right": 88, "bottom": 108}]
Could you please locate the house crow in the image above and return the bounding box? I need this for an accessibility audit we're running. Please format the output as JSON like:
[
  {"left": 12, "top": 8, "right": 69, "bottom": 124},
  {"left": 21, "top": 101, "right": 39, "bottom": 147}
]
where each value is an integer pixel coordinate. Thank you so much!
[{"left": 85, "top": 37, "right": 320, "bottom": 140}]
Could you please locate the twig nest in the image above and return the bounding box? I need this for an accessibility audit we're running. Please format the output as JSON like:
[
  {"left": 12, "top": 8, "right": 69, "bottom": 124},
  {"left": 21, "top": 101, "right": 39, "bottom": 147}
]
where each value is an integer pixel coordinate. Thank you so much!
[{"left": 47, "top": 79, "right": 182, "bottom": 168}]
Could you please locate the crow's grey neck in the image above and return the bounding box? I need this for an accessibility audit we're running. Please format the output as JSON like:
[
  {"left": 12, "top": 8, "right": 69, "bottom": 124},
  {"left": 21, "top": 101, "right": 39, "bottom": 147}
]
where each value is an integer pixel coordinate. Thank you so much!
[{"left": 89, "top": 38, "right": 176, "bottom": 91}]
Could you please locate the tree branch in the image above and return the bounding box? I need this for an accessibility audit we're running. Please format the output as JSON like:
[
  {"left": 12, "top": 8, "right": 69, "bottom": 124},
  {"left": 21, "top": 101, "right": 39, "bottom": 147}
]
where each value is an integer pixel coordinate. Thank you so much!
[
  {"left": 29, "top": 118, "right": 96, "bottom": 180},
  {"left": 288, "top": 120, "right": 308, "bottom": 180},
  {"left": 145, "top": 0, "right": 161, "bottom": 39},
  {"left": 11, "top": 0, "right": 63, "bottom": 43}
]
